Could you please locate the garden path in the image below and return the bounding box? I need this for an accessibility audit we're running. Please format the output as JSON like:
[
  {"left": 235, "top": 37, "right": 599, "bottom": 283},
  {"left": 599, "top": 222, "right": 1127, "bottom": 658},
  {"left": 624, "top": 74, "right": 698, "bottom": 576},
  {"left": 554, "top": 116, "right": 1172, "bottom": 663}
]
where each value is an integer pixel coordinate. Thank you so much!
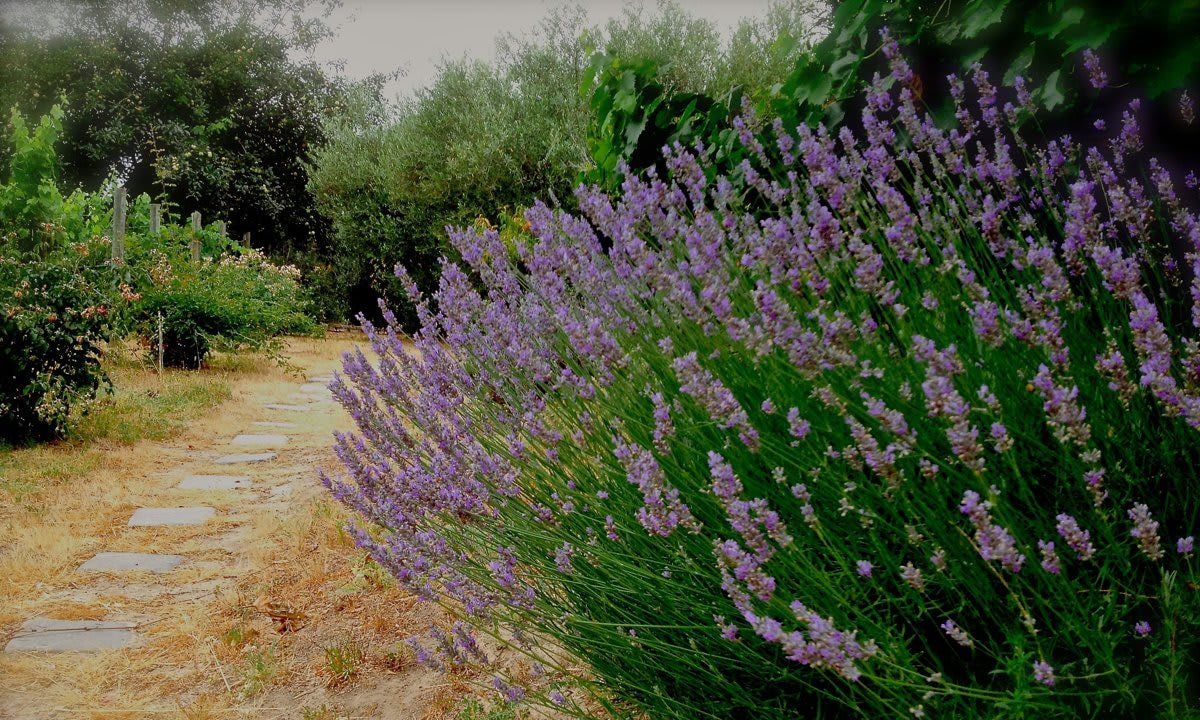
[{"left": 0, "top": 337, "right": 468, "bottom": 719}]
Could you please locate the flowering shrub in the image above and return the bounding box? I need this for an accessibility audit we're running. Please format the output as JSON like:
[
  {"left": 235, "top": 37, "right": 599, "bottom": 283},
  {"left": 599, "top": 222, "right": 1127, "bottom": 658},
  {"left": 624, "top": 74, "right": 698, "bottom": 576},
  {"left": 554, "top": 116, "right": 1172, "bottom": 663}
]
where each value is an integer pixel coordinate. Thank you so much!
[
  {"left": 0, "top": 106, "right": 118, "bottom": 444},
  {"left": 130, "top": 244, "right": 315, "bottom": 369},
  {"left": 0, "top": 250, "right": 112, "bottom": 444},
  {"left": 328, "top": 35, "right": 1200, "bottom": 719}
]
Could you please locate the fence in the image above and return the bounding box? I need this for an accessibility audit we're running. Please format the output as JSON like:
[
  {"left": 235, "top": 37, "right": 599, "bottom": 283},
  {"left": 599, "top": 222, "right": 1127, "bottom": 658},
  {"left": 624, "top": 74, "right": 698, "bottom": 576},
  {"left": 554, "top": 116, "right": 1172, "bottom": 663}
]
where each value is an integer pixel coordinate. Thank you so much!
[{"left": 109, "top": 185, "right": 250, "bottom": 264}]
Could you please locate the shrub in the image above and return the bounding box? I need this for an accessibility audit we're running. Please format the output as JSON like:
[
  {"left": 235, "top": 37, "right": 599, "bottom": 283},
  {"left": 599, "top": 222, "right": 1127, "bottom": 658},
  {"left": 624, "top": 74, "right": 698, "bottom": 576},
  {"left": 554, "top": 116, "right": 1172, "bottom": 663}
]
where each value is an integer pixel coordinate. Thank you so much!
[
  {"left": 0, "top": 105, "right": 119, "bottom": 444},
  {"left": 0, "top": 255, "right": 111, "bottom": 444},
  {"left": 133, "top": 246, "right": 316, "bottom": 369},
  {"left": 327, "top": 34, "right": 1200, "bottom": 719}
]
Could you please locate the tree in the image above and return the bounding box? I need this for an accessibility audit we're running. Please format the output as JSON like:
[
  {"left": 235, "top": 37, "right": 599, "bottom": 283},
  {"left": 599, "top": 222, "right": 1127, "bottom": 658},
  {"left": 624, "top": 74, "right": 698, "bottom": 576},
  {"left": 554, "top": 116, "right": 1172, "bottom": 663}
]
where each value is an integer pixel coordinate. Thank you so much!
[
  {"left": 309, "top": 1, "right": 829, "bottom": 324},
  {"left": 0, "top": 0, "right": 344, "bottom": 257}
]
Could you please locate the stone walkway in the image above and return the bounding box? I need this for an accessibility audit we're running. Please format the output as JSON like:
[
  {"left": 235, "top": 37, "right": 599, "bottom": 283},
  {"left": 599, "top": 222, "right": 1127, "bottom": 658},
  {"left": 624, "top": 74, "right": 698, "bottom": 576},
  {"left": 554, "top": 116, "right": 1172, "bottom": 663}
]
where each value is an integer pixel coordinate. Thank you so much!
[{"left": 1, "top": 373, "right": 337, "bottom": 657}]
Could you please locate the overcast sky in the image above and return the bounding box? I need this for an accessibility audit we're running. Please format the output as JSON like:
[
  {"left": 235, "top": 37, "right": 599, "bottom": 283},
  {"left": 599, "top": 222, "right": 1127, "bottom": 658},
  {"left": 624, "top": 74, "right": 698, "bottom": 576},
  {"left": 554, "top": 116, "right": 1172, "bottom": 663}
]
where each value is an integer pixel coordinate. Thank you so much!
[{"left": 309, "top": 0, "right": 776, "bottom": 99}]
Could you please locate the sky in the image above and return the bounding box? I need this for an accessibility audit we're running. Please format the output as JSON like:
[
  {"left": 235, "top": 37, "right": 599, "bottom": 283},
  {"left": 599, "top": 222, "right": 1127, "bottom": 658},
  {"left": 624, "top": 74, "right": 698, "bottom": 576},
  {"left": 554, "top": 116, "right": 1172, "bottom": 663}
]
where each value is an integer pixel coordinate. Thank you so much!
[{"left": 308, "top": 0, "right": 776, "bottom": 100}]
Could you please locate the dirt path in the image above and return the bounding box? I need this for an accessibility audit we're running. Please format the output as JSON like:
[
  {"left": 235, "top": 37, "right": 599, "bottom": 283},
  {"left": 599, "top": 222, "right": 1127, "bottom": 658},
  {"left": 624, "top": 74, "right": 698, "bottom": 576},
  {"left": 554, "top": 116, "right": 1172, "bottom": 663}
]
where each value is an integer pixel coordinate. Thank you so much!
[{"left": 0, "top": 336, "right": 471, "bottom": 720}]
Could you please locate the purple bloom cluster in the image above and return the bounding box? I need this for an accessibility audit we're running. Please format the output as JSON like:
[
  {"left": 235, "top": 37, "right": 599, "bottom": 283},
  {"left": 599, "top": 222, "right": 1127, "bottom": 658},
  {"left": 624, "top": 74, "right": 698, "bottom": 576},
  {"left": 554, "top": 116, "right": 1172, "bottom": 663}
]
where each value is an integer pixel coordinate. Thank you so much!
[
  {"left": 1033, "top": 660, "right": 1057, "bottom": 687},
  {"left": 940, "top": 619, "right": 974, "bottom": 649},
  {"left": 613, "top": 437, "right": 700, "bottom": 537},
  {"left": 960, "top": 490, "right": 1025, "bottom": 572},
  {"left": 1055, "top": 514, "right": 1097, "bottom": 561},
  {"left": 1128, "top": 503, "right": 1164, "bottom": 561},
  {"left": 674, "top": 352, "right": 760, "bottom": 448}
]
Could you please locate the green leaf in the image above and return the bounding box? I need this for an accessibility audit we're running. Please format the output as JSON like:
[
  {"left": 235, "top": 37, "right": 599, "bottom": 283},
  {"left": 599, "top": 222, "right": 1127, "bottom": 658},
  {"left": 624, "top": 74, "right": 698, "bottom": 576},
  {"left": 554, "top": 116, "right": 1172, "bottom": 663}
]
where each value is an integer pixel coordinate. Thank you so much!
[
  {"left": 1025, "top": 6, "right": 1084, "bottom": 38},
  {"left": 962, "top": 1, "right": 1007, "bottom": 38},
  {"left": 1040, "top": 69, "right": 1066, "bottom": 110},
  {"left": 1061, "top": 20, "right": 1119, "bottom": 54},
  {"left": 960, "top": 46, "right": 989, "bottom": 69},
  {"left": 828, "top": 52, "right": 860, "bottom": 81},
  {"left": 1003, "top": 45, "right": 1036, "bottom": 85}
]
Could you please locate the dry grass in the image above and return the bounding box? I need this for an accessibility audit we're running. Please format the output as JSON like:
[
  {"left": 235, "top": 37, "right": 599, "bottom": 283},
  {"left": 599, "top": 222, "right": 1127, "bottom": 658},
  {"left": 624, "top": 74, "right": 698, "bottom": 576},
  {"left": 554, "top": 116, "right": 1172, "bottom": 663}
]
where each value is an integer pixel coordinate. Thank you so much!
[{"left": 0, "top": 333, "right": 482, "bottom": 720}]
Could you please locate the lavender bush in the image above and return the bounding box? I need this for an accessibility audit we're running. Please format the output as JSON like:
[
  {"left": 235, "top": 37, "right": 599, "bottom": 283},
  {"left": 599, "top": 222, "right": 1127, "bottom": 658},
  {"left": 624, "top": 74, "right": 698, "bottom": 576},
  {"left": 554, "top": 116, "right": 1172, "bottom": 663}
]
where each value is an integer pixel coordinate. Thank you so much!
[{"left": 326, "top": 34, "right": 1200, "bottom": 719}]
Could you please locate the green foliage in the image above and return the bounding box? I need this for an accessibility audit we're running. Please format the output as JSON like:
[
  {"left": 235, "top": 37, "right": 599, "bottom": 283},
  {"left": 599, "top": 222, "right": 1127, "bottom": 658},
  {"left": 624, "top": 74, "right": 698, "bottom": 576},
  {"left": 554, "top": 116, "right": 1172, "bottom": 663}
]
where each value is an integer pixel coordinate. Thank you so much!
[
  {"left": 0, "top": 2, "right": 345, "bottom": 259},
  {"left": 0, "top": 255, "right": 112, "bottom": 444},
  {"left": 72, "top": 369, "right": 232, "bottom": 444},
  {"left": 310, "top": 1, "right": 821, "bottom": 324},
  {"left": 583, "top": 54, "right": 735, "bottom": 193},
  {"left": 239, "top": 647, "right": 278, "bottom": 698},
  {"left": 308, "top": 18, "right": 590, "bottom": 325},
  {"left": 0, "top": 105, "right": 66, "bottom": 243},
  {"left": 0, "top": 104, "right": 316, "bottom": 445},
  {"left": 322, "top": 638, "right": 364, "bottom": 686},
  {"left": 131, "top": 246, "right": 316, "bottom": 369},
  {"left": 581, "top": 1, "right": 826, "bottom": 191},
  {"left": 588, "top": 0, "right": 1200, "bottom": 191},
  {"left": 455, "top": 699, "right": 517, "bottom": 720},
  {"left": 0, "top": 106, "right": 118, "bottom": 444}
]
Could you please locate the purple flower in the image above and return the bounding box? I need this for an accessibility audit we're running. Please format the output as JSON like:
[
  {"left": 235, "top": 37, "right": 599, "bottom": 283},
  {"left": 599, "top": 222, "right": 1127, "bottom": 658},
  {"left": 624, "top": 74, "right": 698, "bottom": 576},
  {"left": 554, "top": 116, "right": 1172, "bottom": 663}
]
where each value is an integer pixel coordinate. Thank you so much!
[
  {"left": 714, "top": 614, "right": 739, "bottom": 641},
  {"left": 554, "top": 542, "right": 575, "bottom": 574},
  {"left": 900, "top": 562, "right": 926, "bottom": 592},
  {"left": 786, "top": 407, "right": 811, "bottom": 441},
  {"left": 674, "top": 353, "right": 759, "bottom": 448},
  {"left": 940, "top": 619, "right": 973, "bottom": 648},
  {"left": 1128, "top": 503, "right": 1164, "bottom": 560},
  {"left": 323, "top": 44, "right": 1200, "bottom": 715},
  {"left": 492, "top": 675, "right": 525, "bottom": 703},
  {"left": 1033, "top": 660, "right": 1056, "bottom": 687},
  {"left": 1082, "top": 49, "right": 1107, "bottom": 89},
  {"left": 960, "top": 491, "right": 1025, "bottom": 572},
  {"left": 613, "top": 437, "right": 700, "bottom": 537},
  {"left": 1134, "top": 620, "right": 1152, "bottom": 637},
  {"left": 1038, "top": 540, "right": 1061, "bottom": 575},
  {"left": 914, "top": 337, "right": 984, "bottom": 470},
  {"left": 650, "top": 391, "right": 675, "bottom": 452},
  {"left": 1031, "top": 365, "right": 1093, "bottom": 449},
  {"left": 709, "top": 452, "right": 793, "bottom": 557},
  {"left": 1055, "top": 514, "right": 1097, "bottom": 561}
]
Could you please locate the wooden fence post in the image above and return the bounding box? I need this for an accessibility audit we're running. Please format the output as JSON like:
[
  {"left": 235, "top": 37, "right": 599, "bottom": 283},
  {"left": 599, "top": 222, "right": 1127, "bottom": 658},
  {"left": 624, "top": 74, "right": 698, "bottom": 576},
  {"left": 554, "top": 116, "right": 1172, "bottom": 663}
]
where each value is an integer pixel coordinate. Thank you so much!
[
  {"left": 242, "top": 231, "right": 251, "bottom": 250},
  {"left": 149, "top": 203, "right": 161, "bottom": 236},
  {"left": 190, "top": 211, "right": 202, "bottom": 263},
  {"left": 111, "top": 186, "right": 127, "bottom": 262}
]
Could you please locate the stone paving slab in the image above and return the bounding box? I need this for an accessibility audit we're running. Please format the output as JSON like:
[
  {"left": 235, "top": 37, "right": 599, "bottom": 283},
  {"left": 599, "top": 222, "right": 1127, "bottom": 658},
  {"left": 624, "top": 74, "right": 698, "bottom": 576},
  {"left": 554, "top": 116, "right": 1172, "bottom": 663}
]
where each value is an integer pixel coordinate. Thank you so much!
[
  {"left": 263, "top": 403, "right": 312, "bottom": 412},
  {"left": 179, "top": 474, "right": 251, "bottom": 490},
  {"left": 78, "top": 552, "right": 184, "bottom": 573},
  {"left": 253, "top": 421, "right": 297, "bottom": 429},
  {"left": 128, "top": 506, "right": 215, "bottom": 526},
  {"left": 287, "top": 394, "right": 331, "bottom": 405},
  {"left": 231, "top": 433, "right": 289, "bottom": 448},
  {"left": 308, "top": 374, "right": 334, "bottom": 383},
  {"left": 4, "top": 618, "right": 138, "bottom": 652},
  {"left": 299, "top": 383, "right": 331, "bottom": 394},
  {"left": 215, "top": 451, "right": 277, "bottom": 465}
]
